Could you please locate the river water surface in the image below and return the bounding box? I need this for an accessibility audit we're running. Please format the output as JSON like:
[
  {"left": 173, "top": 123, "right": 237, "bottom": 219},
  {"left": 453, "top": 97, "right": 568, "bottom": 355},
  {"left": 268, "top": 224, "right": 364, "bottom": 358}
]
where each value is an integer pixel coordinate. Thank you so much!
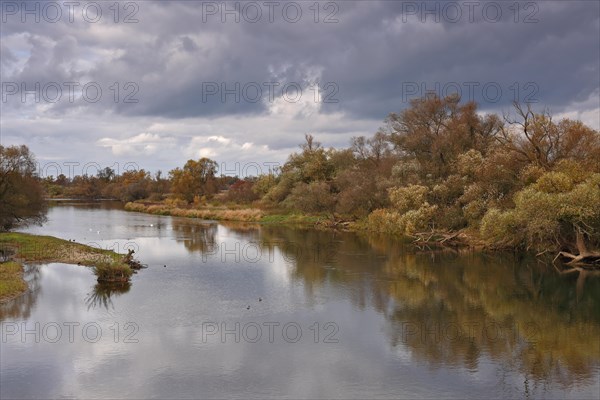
[{"left": 1, "top": 202, "right": 599, "bottom": 399}]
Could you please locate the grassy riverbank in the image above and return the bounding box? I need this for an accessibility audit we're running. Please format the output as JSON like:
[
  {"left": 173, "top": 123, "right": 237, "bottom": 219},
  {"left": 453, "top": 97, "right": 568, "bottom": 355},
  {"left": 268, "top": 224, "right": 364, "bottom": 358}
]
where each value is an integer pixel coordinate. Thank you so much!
[
  {"left": 0, "top": 261, "right": 27, "bottom": 303},
  {"left": 125, "top": 202, "right": 510, "bottom": 255},
  {"left": 124, "top": 201, "right": 326, "bottom": 225},
  {"left": 0, "top": 232, "right": 133, "bottom": 302},
  {"left": 125, "top": 201, "right": 264, "bottom": 221}
]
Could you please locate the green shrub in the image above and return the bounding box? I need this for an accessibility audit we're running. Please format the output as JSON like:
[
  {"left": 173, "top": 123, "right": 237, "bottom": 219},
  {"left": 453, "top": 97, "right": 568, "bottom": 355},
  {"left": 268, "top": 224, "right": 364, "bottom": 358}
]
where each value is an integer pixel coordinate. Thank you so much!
[
  {"left": 389, "top": 184, "right": 429, "bottom": 214},
  {"left": 480, "top": 208, "right": 523, "bottom": 247},
  {"left": 367, "top": 203, "right": 437, "bottom": 236},
  {"left": 456, "top": 149, "right": 484, "bottom": 178},
  {"left": 481, "top": 173, "right": 600, "bottom": 250},
  {"left": 533, "top": 172, "right": 573, "bottom": 193},
  {"left": 93, "top": 262, "right": 133, "bottom": 283}
]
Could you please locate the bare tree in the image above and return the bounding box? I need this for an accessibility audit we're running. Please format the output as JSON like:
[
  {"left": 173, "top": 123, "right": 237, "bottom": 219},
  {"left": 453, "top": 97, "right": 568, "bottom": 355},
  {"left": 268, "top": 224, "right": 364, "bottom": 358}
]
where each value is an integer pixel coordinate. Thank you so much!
[{"left": 497, "top": 102, "right": 600, "bottom": 169}]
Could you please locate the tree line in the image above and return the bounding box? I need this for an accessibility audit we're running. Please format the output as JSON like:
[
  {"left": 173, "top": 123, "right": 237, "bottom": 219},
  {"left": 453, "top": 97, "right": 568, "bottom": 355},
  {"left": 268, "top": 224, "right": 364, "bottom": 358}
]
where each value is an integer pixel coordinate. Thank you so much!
[{"left": 2, "top": 95, "right": 599, "bottom": 252}]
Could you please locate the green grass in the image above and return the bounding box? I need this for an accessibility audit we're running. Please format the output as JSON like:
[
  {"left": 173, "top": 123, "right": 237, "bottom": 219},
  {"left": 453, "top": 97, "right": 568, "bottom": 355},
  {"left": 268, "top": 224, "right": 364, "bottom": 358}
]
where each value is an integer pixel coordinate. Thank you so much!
[
  {"left": 0, "top": 232, "right": 119, "bottom": 262},
  {"left": 93, "top": 262, "right": 133, "bottom": 282},
  {"left": 0, "top": 232, "right": 133, "bottom": 284},
  {"left": 259, "top": 214, "right": 324, "bottom": 225},
  {"left": 0, "top": 261, "right": 27, "bottom": 302}
]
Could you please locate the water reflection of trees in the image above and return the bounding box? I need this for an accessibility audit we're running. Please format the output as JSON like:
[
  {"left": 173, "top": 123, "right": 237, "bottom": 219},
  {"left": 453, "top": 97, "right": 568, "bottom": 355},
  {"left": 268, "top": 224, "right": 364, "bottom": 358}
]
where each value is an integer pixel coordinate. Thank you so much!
[
  {"left": 257, "top": 226, "right": 600, "bottom": 387},
  {"left": 0, "top": 264, "right": 42, "bottom": 320},
  {"left": 218, "top": 221, "right": 261, "bottom": 235},
  {"left": 85, "top": 281, "right": 131, "bottom": 310},
  {"left": 259, "top": 227, "right": 347, "bottom": 295},
  {"left": 171, "top": 219, "right": 218, "bottom": 253},
  {"left": 379, "top": 251, "right": 600, "bottom": 387}
]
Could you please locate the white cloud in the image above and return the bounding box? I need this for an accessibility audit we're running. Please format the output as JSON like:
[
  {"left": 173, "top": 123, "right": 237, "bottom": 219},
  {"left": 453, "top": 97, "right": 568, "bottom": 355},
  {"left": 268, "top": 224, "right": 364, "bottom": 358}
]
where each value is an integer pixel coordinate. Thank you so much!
[
  {"left": 97, "top": 133, "right": 176, "bottom": 156},
  {"left": 554, "top": 89, "right": 600, "bottom": 130}
]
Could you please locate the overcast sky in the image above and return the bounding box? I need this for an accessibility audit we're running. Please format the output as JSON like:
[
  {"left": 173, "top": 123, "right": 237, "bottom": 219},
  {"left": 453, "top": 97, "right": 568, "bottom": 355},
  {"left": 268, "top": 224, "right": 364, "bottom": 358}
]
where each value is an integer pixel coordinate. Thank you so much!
[{"left": 1, "top": 0, "right": 599, "bottom": 177}]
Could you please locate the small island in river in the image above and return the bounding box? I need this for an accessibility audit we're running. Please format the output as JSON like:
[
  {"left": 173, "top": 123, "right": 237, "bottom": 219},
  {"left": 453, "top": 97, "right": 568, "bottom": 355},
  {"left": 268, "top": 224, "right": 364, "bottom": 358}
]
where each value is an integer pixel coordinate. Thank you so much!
[{"left": 0, "top": 232, "right": 142, "bottom": 303}]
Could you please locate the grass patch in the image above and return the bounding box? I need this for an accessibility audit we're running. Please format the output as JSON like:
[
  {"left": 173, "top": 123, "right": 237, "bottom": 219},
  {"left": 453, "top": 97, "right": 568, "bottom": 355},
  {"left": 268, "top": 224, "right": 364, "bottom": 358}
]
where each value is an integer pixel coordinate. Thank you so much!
[
  {"left": 0, "top": 232, "right": 133, "bottom": 284},
  {"left": 93, "top": 262, "right": 133, "bottom": 283},
  {"left": 0, "top": 261, "right": 27, "bottom": 302},
  {"left": 259, "top": 214, "right": 324, "bottom": 225},
  {"left": 125, "top": 202, "right": 264, "bottom": 222}
]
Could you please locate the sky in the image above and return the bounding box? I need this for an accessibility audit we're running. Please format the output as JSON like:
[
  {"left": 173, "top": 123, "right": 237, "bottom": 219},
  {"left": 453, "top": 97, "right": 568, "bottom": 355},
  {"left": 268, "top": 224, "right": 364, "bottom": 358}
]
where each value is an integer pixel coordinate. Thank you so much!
[{"left": 1, "top": 0, "right": 599, "bottom": 178}]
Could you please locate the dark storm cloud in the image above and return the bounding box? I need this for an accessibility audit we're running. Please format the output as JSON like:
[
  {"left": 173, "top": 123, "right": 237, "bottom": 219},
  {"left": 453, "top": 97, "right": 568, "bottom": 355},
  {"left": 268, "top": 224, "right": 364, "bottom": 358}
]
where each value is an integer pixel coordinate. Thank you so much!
[
  {"left": 2, "top": 0, "right": 598, "bottom": 120},
  {"left": 1, "top": 0, "right": 598, "bottom": 173},
  {"left": 319, "top": 0, "right": 600, "bottom": 117}
]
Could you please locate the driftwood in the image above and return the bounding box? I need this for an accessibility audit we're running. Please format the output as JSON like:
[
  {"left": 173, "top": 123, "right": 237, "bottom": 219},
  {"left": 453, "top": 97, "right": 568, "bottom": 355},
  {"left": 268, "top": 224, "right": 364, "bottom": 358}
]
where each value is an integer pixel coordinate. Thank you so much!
[
  {"left": 555, "top": 230, "right": 600, "bottom": 268},
  {"left": 122, "top": 249, "right": 146, "bottom": 270},
  {"left": 552, "top": 230, "right": 600, "bottom": 300},
  {"left": 412, "top": 231, "right": 468, "bottom": 248}
]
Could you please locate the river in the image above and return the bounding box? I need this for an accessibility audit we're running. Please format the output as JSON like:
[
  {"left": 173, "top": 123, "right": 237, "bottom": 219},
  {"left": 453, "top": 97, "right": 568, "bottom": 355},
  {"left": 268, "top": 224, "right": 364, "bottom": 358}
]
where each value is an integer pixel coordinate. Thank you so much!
[{"left": 1, "top": 201, "right": 599, "bottom": 399}]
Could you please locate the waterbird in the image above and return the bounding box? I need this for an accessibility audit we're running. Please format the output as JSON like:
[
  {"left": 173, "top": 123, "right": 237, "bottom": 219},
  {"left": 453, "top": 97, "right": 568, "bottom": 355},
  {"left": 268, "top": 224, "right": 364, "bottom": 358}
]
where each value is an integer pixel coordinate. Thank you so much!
[
  {"left": 150, "top": 224, "right": 153, "bottom": 227},
  {"left": 163, "top": 265, "right": 167, "bottom": 268},
  {"left": 259, "top": 298, "right": 262, "bottom": 302},
  {"left": 246, "top": 306, "right": 250, "bottom": 310}
]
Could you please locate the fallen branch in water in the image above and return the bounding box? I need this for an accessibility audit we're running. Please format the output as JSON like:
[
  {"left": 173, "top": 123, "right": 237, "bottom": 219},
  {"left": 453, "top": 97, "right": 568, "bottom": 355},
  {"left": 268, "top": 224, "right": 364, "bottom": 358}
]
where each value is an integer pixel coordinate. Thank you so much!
[
  {"left": 123, "top": 249, "right": 146, "bottom": 270},
  {"left": 555, "top": 230, "right": 600, "bottom": 268},
  {"left": 412, "top": 230, "right": 468, "bottom": 248}
]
